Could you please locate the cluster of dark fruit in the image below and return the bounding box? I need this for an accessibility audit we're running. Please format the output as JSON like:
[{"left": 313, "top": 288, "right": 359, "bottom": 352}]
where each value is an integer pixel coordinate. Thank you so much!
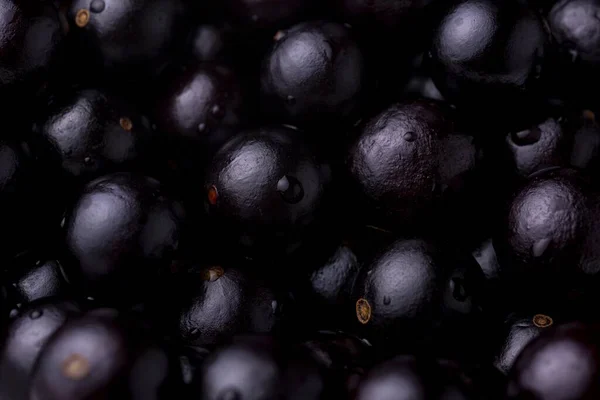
[{"left": 3, "top": 0, "right": 600, "bottom": 399}]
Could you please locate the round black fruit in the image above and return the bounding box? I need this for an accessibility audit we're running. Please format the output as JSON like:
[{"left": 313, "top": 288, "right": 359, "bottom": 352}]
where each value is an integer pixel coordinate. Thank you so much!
[
  {"left": 347, "top": 100, "right": 477, "bottom": 229},
  {"left": 548, "top": 0, "right": 600, "bottom": 106},
  {"left": 493, "top": 312, "right": 562, "bottom": 374},
  {"left": 205, "top": 126, "right": 328, "bottom": 256},
  {"left": 63, "top": 173, "right": 184, "bottom": 303},
  {"left": 196, "top": 335, "right": 327, "bottom": 400},
  {"left": 0, "top": 299, "right": 82, "bottom": 400},
  {"left": 429, "top": 0, "right": 548, "bottom": 119},
  {"left": 494, "top": 168, "right": 593, "bottom": 307},
  {"left": 29, "top": 308, "right": 182, "bottom": 400},
  {"left": 506, "top": 322, "right": 600, "bottom": 399},
  {"left": 172, "top": 265, "right": 280, "bottom": 348},
  {"left": 261, "top": 21, "right": 365, "bottom": 126},
  {"left": 351, "top": 238, "right": 484, "bottom": 354},
  {"left": 66, "top": 0, "right": 187, "bottom": 72},
  {"left": 34, "top": 89, "right": 155, "bottom": 181},
  {"left": 6, "top": 254, "right": 71, "bottom": 304},
  {"left": 154, "top": 64, "right": 244, "bottom": 155},
  {"left": 354, "top": 356, "right": 479, "bottom": 399},
  {"left": 0, "top": 0, "right": 64, "bottom": 102}
]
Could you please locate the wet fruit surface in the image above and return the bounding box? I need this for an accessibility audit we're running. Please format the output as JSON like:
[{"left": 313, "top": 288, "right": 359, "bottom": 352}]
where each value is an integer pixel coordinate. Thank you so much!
[
  {"left": 63, "top": 173, "right": 183, "bottom": 304},
  {"left": 1, "top": 1, "right": 600, "bottom": 398}
]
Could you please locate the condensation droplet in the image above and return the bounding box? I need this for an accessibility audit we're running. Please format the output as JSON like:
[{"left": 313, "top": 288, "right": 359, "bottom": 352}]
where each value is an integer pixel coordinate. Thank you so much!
[
  {"left": 197, "top": 122, "right": 206, "bottom": 133},
  {"left": 83, "top": 156, "right": 92, "bottom": 165},
  {"left": 276, "top": 175, "right": 304, "bottom": 204},
  {"left": 271, "top": 300, "right": 278, "bottom": 313},
  {"left": 211, "top": 104, "right": 225, "bottom": 119},
  {"left": 277, "top": 176, "right": 290, "bottom": 192},
  {"left": 90, "top": 0, "right": 105, "bottom": 13},
  {"left": 274, "top": 30, "right": 285, "bottom": 41},
  {"left": 30, "top": 310, "right": 43, "bottom": 319},
  {"left": 403, "top": 131, "right": 416, "bottom": 142}
]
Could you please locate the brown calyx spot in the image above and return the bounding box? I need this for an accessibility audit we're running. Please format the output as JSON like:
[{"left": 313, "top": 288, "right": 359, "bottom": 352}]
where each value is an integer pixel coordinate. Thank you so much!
[
  {"left": 75, "top": 9, "right": 90, "bottom": 27},
  {"left": 119, "top": 117, "right": 133, "bottom": 131},
  {"left": 207, "top": 185, "right": 219, "bottom": 205},
  {"left": 202, "top": 266, "right": 224, "bottom": 282},
  {"left": 62, "top": 353, "right": 91, "bottom": 380},
  {"left": 273, "top": 30, "right": 285, "bottom": 41},
  {"left": 583, "top": 110, "right": 596, "bottom": 122},
  {"left": 533, "top": 314, "right": 553, "bottom": 328},
  {"left": 356, "top": 298, "right": 371, "bottom": 324}
]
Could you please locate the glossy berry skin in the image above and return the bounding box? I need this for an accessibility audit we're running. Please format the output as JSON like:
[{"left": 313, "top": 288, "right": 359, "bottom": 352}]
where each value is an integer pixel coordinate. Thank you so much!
[
  {"left": 29, "top": 308, "right": 183, "bottom": 400},
  {"left": 504, "top": 117, "right": 569, "bottom": 178},
  {"left": 205, "top": 126, "right": 328, "bottom": 256},
  {"left": 225, "top": 0, "right": 314, "bottom": 29},
  {"left": 493, "top": 312, "right": 561, "bottom": 374},
  {"left": 351, "top": 238, "right": 485, "bottom": 355},
  {"left": 429, "top": 0, "right": 548, "bottom": 118},
  {"left": 347, "top": 100, "right": 477, "bottom": 229},
  {"left": 34, "top": 89, "right": 155, "bottom": 181},
  {"left": 172, "top": 265, "right": 279, "bottom": 348},
  {"left": 0, "top": 0, "right": 63, "bottom": 101},
  {"left": 7, "top": 256, "right": 71, "bottom": 304},
  {"left": 0, "top": 299, "right": 82, "bottom": 400},
  {"left": 493, "top": 168, "right": 594, "bottom": 308},
  {"left": 197, "top": 335, "right": 326, "bottom": 400},
  {"left": 63, "top": 173, "right": 184, "bottom": 304},
  {"left": 154, "top": 64, "right": 244, "bottom": 155},
  {"left": 291, "top": 243, "right": 361, "bottom": 330},
  {"left": 66, "top": 0, "right": 186, "bottom": 72},
  {"left": 354, "top": 356, "right": 479, "bottom": 400},
  {"left": 260, "top": 21, "right": 365, "bottom": 126},
  {"left": 506, "top": 322, "right": 600, "bottom": 399},
  {"left": 548, "top": 0, "right": 600, "bottom": 105}
]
